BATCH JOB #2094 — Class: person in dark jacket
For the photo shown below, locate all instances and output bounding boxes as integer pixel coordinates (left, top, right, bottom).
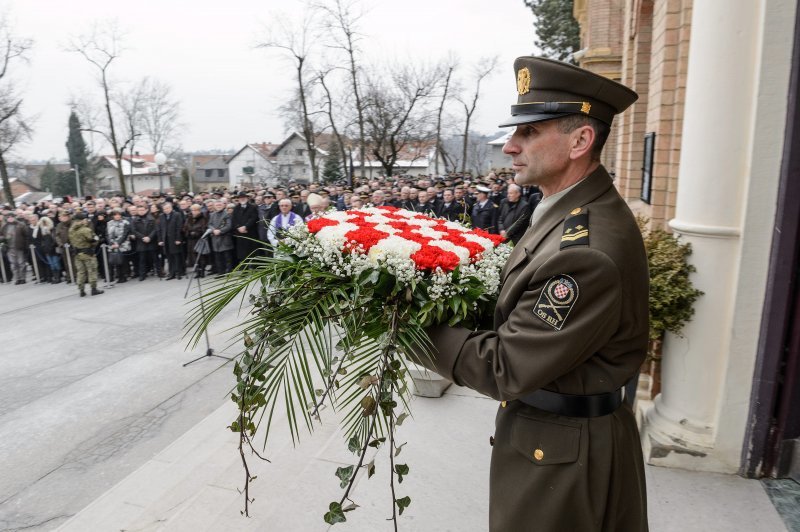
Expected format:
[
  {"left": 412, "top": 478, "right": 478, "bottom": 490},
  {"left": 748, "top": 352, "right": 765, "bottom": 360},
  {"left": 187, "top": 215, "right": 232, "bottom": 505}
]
[
  {"left": 31, "top": 214, "right": 59, "bottom": 283},
  {"left": 471, "top": 185, "right": 500, "bottom": 233},
  {"left": 231, "top": 192, "right": 259, "bottom": 267},
  {"left": 497, "top": 184, "right": 530, "bottom": 244},
  {"left": 183, "top": 204, "right": 210, "bottom": 277},
  {"left": 208, "top": 200, "right": 234, "bottom": 275},
  {"left": 436, "top": 189, "right": 463, "bottom": 221},
  {"left": 157, "top": 201, "right": 185, "bottom": 280},
  {"left": 131, "top": 205, "right": 159, "bottom": 281}
]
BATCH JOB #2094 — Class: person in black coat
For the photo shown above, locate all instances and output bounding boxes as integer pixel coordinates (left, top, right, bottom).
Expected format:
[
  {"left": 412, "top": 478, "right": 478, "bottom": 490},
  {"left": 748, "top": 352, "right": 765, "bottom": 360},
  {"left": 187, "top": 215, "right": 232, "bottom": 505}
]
[
  {"left": 157, "top": 201, "right": 185, "bottom": 279},
  {"left": 231, "top": 192, "right": 259, "bottom": 267},
  {"left": 498, "top": 184, "right": 530, "bottom": 244},
  {"left": 471, "top": 186, "right": 500, "bottom": 234},
  {"left": 436, "top": 189, "right": 463, "bottom": 221},
  {"left": 131, "top": 205, "right": 159, "bottom": 281}
]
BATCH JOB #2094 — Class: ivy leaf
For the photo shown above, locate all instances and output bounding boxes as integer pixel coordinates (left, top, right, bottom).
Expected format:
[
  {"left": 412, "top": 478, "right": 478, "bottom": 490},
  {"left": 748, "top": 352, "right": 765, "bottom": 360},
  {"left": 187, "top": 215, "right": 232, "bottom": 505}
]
[
  {"left": 229, "top": 421, "right": 240, "bottom": 433},
  {"left": 358, "top": 375, "right": 373, "bottom": 389},
  {"left": 395, "top": 442, "right": 407, "bottom": 456},
  {"left": 368, "top": 437, "right": 386, "bottom": 448},
  {"left": 324, "top": 501, "right": 347, "bottom": 524},
  {"left": 347, "top": 436, "right": 361, "bottom": 454},
  {"left": 394, "top": 463, "right": 409, "bottom": 483},
  {"left": 335, "top": 465, "right": 354, "bottom": 489},
  {"left": 395, "top": 496, "right": 412, "bottom": 515},
  {"left": 360, "top": 395, "right": 377, "bottom": 416},
  {"left": 367, "top": 459, "right": 376, "bottom": 478},
  {"left": 243, "top": 333, "right": 254, "bottom": 348},
  {"left": 396, "top": 412, "right": 409, "bottom": 426}
]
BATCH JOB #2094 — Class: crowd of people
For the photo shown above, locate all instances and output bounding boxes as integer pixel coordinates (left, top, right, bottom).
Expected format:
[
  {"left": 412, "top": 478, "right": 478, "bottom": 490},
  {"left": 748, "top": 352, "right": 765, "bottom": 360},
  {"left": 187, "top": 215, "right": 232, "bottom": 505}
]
[{"left": 0, "top": 171, "right": 541, "bottom": 297}]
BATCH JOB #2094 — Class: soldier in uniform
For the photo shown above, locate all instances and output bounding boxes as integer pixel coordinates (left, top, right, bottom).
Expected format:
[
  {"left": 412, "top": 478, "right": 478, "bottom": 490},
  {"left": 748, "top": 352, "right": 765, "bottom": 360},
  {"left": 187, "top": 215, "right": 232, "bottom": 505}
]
[
  {"left": 68, "top": 212, "right": 104, "bottom": 297},
  {"left": 415, "top": 57, "right": 648, "bottom": 531},
  {"left": 471, "top": 185, "right": 500, "bottom": 233}
]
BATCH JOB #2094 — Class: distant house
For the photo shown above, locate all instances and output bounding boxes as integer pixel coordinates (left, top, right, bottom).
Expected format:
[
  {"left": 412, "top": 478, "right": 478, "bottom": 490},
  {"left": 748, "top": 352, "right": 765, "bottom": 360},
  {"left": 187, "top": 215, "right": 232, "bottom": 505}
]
[
  {"left": 227, "top": 143, "right": 279, "bottom": 190},
  {"left": 95, "top": 153, "right": 169, "bottom": 195},
  {"left": 191, "top": 154, "right": 230, "bottom": 192},
  {"left": 487, "top": 132, "right": 513, "bottom": 172},
  {"left": 352, "top": 140, "right": 446, "bottom": 178},
  {"left": 1, "top": 178, "right": 50, "bottom": 206},
  {"left": 22, "top": 163, "right": 72, "bottom": 190},
  {"left": 269, "top": 132, "right": 329, "bottom": 184}
]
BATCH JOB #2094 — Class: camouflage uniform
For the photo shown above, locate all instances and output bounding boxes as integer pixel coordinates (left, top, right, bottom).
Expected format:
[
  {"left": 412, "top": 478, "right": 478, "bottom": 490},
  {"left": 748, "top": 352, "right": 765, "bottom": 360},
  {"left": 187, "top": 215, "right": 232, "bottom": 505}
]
[{"left": 68, "top": 220, "right": 100, "bottom": 295}]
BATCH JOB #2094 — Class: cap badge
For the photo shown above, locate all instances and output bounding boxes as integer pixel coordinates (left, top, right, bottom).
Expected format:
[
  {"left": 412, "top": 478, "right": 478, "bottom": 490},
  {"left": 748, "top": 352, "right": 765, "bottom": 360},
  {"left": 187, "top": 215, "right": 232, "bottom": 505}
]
[
  {"left": 517, "top": 67, "right": 531, "bottom": 95},
  {"left": 581, "top": 102, "right": 592, "bottom": 114}
]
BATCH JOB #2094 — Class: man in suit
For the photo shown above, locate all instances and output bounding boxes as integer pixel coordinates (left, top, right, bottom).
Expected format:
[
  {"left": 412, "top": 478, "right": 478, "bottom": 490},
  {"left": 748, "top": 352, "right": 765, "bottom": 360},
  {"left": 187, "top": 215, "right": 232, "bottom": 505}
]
[
  {"left": 497, "top": 184, "right": 530, "bottom": 244},
  {"left": 414, "top": 56, "right": 648, "bottom": 531},
  {"left": 231, "top": 191, "right": 259, "bottom": 267},
  {"left": 436, "top": 188, "right": 462, "bottom": 221},
  {"left": 157, "top": 201, "right": 185, "bottom": 280}
]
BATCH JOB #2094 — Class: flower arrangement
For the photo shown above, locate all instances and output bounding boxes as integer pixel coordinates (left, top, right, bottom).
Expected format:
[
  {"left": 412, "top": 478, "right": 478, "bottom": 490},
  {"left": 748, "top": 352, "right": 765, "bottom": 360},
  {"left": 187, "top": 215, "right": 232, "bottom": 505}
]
[{"left": 188, "top": 206, "right": 510, "bottom": 528}]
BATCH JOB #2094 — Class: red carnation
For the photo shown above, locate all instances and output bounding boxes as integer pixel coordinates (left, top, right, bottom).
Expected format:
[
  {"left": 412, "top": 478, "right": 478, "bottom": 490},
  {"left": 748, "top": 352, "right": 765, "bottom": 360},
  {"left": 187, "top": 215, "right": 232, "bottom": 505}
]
[
  {"left": 410, "top": 245, "right": 460, "bottom": 272},
  {"left": 344, "top": 226, "right": 390, "bottom": 252},
  {"left": 306, "top": 217, "right": 339, "bottom": 233}
]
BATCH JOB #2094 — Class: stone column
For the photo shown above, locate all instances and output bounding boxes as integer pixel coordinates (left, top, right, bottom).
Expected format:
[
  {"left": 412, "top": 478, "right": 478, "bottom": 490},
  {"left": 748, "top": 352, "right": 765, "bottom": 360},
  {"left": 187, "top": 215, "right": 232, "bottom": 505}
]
[{"left": 641, "top": 0, "right": 762, "bottom": 472}]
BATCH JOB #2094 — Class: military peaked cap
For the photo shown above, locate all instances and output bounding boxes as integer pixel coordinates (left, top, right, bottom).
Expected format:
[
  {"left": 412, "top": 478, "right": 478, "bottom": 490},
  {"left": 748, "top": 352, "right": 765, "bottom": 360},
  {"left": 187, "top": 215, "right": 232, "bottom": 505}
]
[{"left": 499, "top": 57, "right": 638, "bottom": 127}]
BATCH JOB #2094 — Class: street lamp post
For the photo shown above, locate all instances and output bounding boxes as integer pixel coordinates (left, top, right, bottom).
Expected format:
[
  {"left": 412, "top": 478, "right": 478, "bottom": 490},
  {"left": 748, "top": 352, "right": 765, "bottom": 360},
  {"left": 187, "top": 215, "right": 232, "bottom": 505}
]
[
  {"left": 154, "top": 152, "right": 167, "bottom": 194},
  {"left": 71, "top": 166, "right": 81, "bottom": 198}
]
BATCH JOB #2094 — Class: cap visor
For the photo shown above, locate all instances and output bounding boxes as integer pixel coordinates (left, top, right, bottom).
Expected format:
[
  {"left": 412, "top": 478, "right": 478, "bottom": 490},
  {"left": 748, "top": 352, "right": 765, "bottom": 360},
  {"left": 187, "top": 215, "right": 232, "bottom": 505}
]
[{"left": 498, "top": 112, "right": 572, "bottom": 128}]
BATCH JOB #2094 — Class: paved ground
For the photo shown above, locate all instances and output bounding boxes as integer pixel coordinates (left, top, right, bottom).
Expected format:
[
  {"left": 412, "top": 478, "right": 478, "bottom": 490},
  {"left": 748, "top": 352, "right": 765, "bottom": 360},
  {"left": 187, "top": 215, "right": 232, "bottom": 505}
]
[
  {"left": 0, "top": 275, "right": 239, "bottom": 532},
  {"left": 0, "top": 276, "right": 792, "bottom": 532}
]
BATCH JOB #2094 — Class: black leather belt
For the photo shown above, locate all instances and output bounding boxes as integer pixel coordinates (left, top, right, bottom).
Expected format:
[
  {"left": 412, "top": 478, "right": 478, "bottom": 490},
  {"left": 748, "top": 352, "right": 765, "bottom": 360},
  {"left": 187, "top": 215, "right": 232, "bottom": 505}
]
[{"left": 519, "top": 388, "right": 623, "bottom": 418}]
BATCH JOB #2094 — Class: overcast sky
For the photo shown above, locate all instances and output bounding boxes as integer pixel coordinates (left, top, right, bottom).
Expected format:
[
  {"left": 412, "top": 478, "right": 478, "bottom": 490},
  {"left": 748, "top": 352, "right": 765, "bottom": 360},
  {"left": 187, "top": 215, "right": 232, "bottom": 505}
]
[{"left": 4, "top": 0, "right": 537, "bottom": 162}]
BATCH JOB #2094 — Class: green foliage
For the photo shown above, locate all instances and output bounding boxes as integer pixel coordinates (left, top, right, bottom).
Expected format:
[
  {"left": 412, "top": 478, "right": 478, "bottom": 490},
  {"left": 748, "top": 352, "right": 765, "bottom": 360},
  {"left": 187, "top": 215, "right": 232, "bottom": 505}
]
[
  {"left": 321, "top": 142, "right": 344, "bottom": 184},
  {"left": 65, "top": 110, "right": 90, "bottom": 189},
  {"left": 524, "top": 0, "right": 581, "bottom": 64},
  {"left": 640, "top": 219, "right": 704, "bottom": 341},
  {"left": 40, "top": 162, "right": 77, "bottom": 196},
  {"left": 175, "top": 168, "right": 190, "bottom": 194}
]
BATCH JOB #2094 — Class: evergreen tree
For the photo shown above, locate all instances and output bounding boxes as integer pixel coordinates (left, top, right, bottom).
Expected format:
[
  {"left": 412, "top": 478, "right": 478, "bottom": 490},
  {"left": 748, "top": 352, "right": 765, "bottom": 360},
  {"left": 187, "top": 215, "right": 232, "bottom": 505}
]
[
  {"left": 40, "top": 162, "right": 78, "bottom": 197},
  {"left": 524, "top": 0, "right": 581, "bottom": 64},
  {"left": 65, "top": 110, "right": 90, "bottom": 192},
  {"left": 321, "top": 142, "right": 344, "bottom": 184}
]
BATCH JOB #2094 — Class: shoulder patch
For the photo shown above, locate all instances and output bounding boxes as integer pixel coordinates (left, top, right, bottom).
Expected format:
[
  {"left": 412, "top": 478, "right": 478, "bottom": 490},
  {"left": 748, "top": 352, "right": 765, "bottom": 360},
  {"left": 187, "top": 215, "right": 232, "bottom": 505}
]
[
  {"left": 533, "top": 275, "right": 579, "bottom": 330},
  {"left": 560, "top": 208, "right": 589, "bottom": 249}
]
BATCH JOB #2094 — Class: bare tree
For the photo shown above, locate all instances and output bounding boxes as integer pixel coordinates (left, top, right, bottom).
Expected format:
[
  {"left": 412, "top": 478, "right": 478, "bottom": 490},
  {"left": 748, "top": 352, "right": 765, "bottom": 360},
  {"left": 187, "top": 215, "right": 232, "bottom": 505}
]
[
  {"left": 139, "top": 77, "right": 182, "bottom": 155},
  {"left": 362, "top": 62, "right": 441, "bottom": 177},
  {"left": 315, "top": 0, "right": 368, "bottom": 178},
  {"left": 316, "top": 67, "right": 351, "bottom": 177},
  {"left": 458, "top": 56, "right": 498, "bottom": 173},
  {"left": 0, "top": 16, "right": 33, "bottom": 204},
  {"left": 257, "top": 11, "right": 321, "bottom": 182},
  {"left": 117, "top": 79, "right": 149, "bottom": 193},
  {"left": 434, "top": 53, "right": 459, "bottom": 175},
  {"left": 67, "top": 20, "right": 130, "bottom": 196}
]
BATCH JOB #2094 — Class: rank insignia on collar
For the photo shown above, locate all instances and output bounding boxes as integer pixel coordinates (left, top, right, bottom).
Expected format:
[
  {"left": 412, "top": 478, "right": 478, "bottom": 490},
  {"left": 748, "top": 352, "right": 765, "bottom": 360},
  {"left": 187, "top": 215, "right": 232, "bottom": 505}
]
[
  {"left": 534, "top": 275, "right": 579, "bottom": 330},
  {"left": 560, "top": 208, "right": 589, "bottom": 249}
]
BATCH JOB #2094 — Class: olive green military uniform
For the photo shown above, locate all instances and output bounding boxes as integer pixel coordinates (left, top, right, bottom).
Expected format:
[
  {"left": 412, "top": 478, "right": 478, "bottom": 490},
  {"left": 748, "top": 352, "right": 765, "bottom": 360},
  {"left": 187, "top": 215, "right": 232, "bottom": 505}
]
[
  {"left": 418, "top": 57, "right": 649, "bottom": 531},
  {"left": 68, "top": 221, "right": 99, "bottom": 293}
]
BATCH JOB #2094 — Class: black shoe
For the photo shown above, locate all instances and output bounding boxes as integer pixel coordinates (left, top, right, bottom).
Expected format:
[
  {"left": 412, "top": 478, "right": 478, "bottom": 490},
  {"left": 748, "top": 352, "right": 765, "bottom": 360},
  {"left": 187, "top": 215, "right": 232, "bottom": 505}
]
[
  {"left": 80, "top": 290, "right": 86, "bottom": 297},
  {"left": 139, "top": 277, "right": 146, "bottom": 282},
  {"left": 165, "top": 275, "right": 175, "bottom": 280},
  {"left": 117, "top": 278, "right": 127, "bottom": 284},
  {"left": 91, "top": 287, "right": 104, "bottom": 296}
]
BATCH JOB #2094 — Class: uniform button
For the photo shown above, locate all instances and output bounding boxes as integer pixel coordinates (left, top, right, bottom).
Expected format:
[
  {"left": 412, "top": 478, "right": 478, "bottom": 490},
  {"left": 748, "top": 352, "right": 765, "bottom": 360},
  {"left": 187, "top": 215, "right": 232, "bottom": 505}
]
[
  {"left": 534, "top": 449, "right": 544, "bottom": 461},
  {"left": 489, "top": 436, "right": 495, "bottom": 447},
  {"left": 501, "top": 401, "right": 507, "bottom": 408}
]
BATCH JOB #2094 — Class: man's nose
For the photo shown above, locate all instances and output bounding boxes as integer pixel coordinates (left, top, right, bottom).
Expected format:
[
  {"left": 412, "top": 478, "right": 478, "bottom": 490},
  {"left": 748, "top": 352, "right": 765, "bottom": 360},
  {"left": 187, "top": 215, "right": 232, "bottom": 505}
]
[{"left": 502, "top": 138, "right": 519, "bottom": 155}]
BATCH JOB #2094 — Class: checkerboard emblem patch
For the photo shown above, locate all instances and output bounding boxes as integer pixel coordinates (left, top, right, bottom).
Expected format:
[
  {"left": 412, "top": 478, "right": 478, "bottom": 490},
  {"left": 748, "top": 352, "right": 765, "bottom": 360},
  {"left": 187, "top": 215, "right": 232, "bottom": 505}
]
[{"left": 534, "top": 275, "right": 579, "bottom": 330}]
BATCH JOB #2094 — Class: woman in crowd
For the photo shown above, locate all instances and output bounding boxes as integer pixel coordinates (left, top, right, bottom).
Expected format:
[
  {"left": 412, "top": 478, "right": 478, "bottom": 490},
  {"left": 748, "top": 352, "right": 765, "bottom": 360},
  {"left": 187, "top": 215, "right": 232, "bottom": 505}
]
[
  {"left": 31, "top": 214, "right": 60, "bottom": 283},
  {"left": 54, "top": 210, "right": 73, "bottom": 283},
  {"left": 183, "top": 203, "right": 210, "bottom": 277},
  {"left": 106, "top": 208, "right": 132, "bottom": 283}
]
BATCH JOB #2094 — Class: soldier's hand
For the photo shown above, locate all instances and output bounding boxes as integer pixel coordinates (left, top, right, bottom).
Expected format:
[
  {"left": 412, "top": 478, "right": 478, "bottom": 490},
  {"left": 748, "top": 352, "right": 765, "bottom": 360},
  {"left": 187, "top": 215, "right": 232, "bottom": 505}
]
[{"left": 158, "top": 242, "right": 164, "bottom": 246}]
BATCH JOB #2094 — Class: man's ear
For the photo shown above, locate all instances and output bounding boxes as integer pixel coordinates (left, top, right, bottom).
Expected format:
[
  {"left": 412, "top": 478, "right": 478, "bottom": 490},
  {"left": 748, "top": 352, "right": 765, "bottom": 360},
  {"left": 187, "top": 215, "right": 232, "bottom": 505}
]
[{"left": 569, "top": 125, "right": 596, "bottom": 160}]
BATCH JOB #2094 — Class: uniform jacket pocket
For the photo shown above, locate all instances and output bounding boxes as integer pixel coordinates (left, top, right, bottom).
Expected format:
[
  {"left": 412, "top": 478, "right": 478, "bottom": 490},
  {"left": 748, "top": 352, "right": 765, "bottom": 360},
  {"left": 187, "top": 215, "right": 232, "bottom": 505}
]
[{"left": 511, "top": 412, "right": 582, "bottom": 465}]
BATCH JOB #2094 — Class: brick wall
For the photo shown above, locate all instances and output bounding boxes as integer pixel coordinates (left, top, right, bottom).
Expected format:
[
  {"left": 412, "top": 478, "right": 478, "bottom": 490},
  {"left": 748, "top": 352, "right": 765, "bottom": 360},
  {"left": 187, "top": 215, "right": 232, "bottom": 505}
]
[{"left": 580, "top": 0, "right": 693, "bottom": 231}]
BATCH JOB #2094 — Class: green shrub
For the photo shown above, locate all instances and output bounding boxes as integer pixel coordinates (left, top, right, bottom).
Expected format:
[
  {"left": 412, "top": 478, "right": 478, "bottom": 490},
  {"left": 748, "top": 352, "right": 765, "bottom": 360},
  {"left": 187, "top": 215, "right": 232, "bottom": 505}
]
[{"left": 639, "top": 218, "right": 704, "bottom": 342}]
